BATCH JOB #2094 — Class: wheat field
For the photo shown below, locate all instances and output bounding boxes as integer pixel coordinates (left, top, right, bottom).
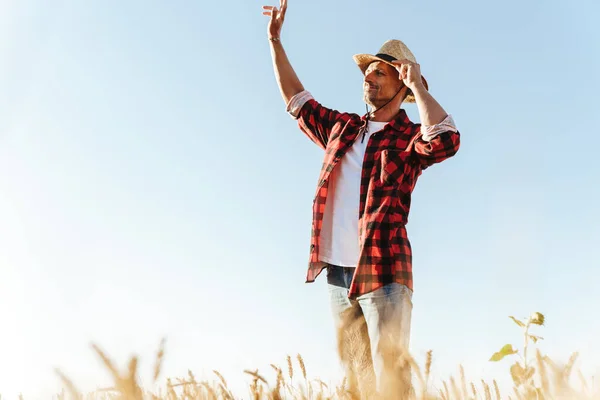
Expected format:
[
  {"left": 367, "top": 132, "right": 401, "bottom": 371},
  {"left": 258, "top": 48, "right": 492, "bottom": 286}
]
[{"left": 16, "top": 313, "right": 600, "bottom": 399}]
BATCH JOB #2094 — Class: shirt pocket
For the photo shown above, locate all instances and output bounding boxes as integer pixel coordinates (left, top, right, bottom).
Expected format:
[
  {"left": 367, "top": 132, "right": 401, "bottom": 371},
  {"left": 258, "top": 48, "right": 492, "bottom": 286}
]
[{"left": 380, "top": 149, "right": 411, "bottom": 186}]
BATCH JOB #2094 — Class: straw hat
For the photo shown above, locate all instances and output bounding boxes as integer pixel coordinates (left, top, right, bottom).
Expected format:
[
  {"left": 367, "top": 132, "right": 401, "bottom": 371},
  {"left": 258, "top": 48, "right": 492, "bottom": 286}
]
[{"left": 353, "top": 39, "right": 428, "bottom": 103}]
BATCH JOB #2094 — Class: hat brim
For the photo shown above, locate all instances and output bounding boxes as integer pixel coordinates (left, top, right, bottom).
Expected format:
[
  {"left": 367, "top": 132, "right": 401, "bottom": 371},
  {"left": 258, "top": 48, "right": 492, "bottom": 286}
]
[{"left": 352, "top": 54, "right": 428, "bottom": 103}]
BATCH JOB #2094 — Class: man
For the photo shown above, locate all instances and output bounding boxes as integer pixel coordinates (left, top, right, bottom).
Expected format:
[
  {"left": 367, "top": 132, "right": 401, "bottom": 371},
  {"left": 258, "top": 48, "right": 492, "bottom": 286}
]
[{"left": 263, "top": 1, "right": 460, "bottom": 397}]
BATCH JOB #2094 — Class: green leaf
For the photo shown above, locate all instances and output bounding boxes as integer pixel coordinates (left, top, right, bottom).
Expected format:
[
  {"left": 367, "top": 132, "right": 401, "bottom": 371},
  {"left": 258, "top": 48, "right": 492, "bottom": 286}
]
[
  {"left": 509, "top": 316, "right": 525, "bottom": 328},
  {"left": 489, "top": 344, "right": 518, "bottom": 362},
  {"left": 524, "top": 366, "right": 535, "bottom": 381},
  {"left": 529, "top": 312, "right": 545, "bottom": 326},
  {"left": 510, "top": 362, "right": 525, "bottom": 385},
  {"left": 510, "top": 363, "right": 535, "bottom": 386},
  {"left": 529, "top": 335, "right": 544, "bottom": 343}
]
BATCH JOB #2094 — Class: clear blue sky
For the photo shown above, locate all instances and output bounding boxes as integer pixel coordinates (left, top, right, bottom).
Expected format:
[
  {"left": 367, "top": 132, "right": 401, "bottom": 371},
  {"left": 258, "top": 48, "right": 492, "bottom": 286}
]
[{"left": 0, "top": 0, "right": 598, "bottom": 398}]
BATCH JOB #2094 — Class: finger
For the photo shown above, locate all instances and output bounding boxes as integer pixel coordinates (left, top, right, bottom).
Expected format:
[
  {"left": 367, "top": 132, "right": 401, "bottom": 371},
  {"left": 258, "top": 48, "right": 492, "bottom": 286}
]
[
  {"left": 262, "top": 5, "right": 275, "bottom": 10},
  {"left": 408, "top": 64, "right": 418, "bottom": 77},
  {"left": 279, "top": 1, "right": 287, "bottom": 22},
  {"left": 271, "top": 6, "right": 278, "bottom": 20},
  {"left": 392, "top": 61, "right": 407, "bottom": 77},
  {"left": 393, "top": 62, "right": 405, "bottom": 77},
  {"left": 262, "top": 11, "right": 272, "bottom": 16},
  {"left": 400, "top": 65, "right": 409, "bottom": 80},
  {"left": 392, "top": 59, "right": 413, "bottom": 69}
]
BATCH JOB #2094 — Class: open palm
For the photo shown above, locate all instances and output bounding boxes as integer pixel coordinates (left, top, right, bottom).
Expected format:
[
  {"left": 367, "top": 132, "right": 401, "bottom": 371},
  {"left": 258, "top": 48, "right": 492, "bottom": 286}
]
[{"left": 262, "top": 0, "right": 287, "bottom": 39}]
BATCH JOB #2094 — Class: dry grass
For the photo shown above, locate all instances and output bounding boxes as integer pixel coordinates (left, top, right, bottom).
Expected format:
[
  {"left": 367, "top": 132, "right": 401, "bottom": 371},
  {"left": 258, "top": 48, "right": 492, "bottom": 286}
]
[
  {"left": 36, "top": 337, "right": 599, "bottom": 400},
  {"left": 3, "top": 313, "right": 595, "bottom": 399}
]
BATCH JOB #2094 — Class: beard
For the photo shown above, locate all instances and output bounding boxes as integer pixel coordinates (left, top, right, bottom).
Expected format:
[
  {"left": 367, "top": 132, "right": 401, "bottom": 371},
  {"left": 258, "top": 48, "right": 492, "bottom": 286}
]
[
  {"left": 363, "top": 84, "right": 406, "bottom": 110},
  {"left": 364, "top": 86, "right": 387, "bottom": 109}
]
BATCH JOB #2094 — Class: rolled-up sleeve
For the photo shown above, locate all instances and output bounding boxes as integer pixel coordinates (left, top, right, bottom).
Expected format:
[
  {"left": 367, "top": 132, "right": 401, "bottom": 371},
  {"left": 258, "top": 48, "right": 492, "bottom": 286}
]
[
  {"left": 286, "top": 90, "right": 314, "bottom": 119},
  {"left": 412, "top": 114, "right": 461, "bottom": 168},
  {"left": 286, "top": 90, "right": 351, "bottom": 150}
]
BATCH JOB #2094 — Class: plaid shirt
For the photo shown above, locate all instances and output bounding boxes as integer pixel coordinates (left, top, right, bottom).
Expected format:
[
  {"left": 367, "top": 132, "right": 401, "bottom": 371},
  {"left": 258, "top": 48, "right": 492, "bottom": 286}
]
[{"left": 288, "top": 92, "right": 460, "bottom": 299}]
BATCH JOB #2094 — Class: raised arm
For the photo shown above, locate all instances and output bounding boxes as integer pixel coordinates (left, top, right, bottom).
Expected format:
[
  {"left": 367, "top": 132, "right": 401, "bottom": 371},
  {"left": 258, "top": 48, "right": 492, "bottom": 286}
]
[
  {"left": 262, "top": 0, "right": 352, "bottom": 150},
  {"left": 262, "top": 0, "right": 304, "bottom": 105},
  {"left": 392, "top": 59, "right": 461, "bottom": 168}
]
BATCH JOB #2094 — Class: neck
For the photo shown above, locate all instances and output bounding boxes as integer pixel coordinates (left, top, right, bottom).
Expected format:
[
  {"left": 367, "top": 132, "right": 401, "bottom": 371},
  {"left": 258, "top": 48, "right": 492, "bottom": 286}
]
[
  {"left": 369, "top": 106, "right": 403, "bottom": 122},
  {"left": 366, "top": 86, "right": 407, "bottom": 122}
]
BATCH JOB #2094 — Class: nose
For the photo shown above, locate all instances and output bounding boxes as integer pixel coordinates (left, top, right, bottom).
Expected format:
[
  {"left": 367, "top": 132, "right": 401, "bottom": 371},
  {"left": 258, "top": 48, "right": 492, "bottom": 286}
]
[
  {"left": 364, "top": 70, "right": 380, "bottom": 88},
  {"left": 364, "top": 78, "right": 377, "bottom": 90}
]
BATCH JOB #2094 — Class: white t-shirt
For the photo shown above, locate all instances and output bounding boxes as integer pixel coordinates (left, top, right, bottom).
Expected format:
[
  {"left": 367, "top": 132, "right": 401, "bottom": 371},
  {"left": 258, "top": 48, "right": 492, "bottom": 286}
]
[{"left": 318, "top": 121, "right": 388, "bottom": 267}]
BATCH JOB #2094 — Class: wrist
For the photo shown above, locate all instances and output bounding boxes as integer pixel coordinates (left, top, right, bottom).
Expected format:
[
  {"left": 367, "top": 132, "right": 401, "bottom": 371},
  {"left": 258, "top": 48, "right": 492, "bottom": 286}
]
[
  {"left": 410, "top": 81, "right": 427, "bottom": 96},
  {"left": 269, "top": 36, "right": 281, "bottom": 42}
]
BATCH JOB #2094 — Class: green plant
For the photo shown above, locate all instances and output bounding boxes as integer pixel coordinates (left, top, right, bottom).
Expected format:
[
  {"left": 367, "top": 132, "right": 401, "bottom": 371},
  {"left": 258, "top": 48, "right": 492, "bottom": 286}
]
[{"left": 489, "top": 312, "right": 545, "bottom": 389}]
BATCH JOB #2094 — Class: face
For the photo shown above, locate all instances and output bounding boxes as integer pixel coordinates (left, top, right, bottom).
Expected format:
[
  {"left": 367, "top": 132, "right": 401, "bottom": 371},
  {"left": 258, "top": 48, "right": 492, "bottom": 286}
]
[{"left": 363, "top": 61, "right": 403, "bottom": 108}]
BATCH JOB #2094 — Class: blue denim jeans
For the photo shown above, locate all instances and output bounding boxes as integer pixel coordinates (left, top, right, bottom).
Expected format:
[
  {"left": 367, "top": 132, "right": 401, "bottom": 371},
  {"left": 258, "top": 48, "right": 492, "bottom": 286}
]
[{"left": 326, "top": 264, "right": 413, "bottom": 398}]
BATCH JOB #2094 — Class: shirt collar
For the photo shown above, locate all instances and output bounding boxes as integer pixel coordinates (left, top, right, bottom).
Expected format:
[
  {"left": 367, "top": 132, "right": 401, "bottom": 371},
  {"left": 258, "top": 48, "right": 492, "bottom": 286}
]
[{"left": 360, "top": 109, "right": 412, "bottom": 133}]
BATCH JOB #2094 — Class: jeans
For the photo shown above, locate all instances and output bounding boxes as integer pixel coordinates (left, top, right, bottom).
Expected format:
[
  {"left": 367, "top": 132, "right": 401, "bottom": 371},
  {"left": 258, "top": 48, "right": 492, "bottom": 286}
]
[{"left": 327, "top": 265, "right": 413, "bottom": 399}]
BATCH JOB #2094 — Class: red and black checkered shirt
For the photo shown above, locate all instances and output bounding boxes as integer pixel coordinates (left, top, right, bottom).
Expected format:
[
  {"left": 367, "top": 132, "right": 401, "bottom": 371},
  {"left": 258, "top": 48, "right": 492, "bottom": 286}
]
[{"left": 292, "top": 98, "right": 461, "bottom": 299}]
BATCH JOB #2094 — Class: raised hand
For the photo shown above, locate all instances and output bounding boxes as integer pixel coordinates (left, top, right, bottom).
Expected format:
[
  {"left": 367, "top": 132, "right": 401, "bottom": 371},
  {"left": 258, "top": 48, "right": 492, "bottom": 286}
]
[
  {"left": 262, "top": 0, "right": 287, "bottom": 39},
  {"left": 391, "top": 59, "right": 424, "bottom": 91}
]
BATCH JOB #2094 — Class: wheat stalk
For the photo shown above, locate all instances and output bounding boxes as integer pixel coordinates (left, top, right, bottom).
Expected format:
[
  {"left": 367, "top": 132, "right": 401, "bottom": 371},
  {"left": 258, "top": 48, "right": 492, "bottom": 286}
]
[
  {"left": 536, "top": 349, "right": 550, "bottom": 395},
  {"left": 460, "top": 365, "right": 468, "bottom": 399},
  {"left": 287, "top": 355, "right": 294, "bottom": 381},
  {"left": 297, "top": 354, "right": 307, "bottom": 380},
  {"left": 563, "top": 351, "right": 579, "bottom": 382},
  {"left": 54, "top": 368, "right": 82, "bottom": 400},
  {"left": 200, "top": 381, "right": 218, "bottom": 400},
  {"left": 482, "top": 380, "right": 491, "bottom": 400},
  {"left": 449, "top": 376, "right": 461, "bottom": 400},
  {"left": 153, "top": 337, "right": 166, "bottom": 384},
  {"left": 443, "top": 381, "right": 450, "bottom": 400},
  {"left": 471, "top": 382, "right": 478, "bottom": 399},
  {"left": 492, "top": 379, "right": 501, "bottom": 400},
  {"left": 91, "top": 343, "right": 121, "bottom": 384}
]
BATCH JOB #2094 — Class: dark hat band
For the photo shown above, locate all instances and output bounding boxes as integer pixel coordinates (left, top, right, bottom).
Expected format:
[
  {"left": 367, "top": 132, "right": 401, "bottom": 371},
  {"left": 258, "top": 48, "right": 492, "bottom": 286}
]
[{"left": 375, "top": 53, "right": 397, "bottom": 63}]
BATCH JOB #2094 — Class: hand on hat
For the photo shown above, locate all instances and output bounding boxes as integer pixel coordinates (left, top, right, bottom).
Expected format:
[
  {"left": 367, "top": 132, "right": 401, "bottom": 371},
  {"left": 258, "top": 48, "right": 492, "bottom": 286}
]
[
  {"left": 262, "top": 0, "right": 287, "bottom": 40},
  {"left": 392, "top": 59, "right": 424, "bottom": 91}
]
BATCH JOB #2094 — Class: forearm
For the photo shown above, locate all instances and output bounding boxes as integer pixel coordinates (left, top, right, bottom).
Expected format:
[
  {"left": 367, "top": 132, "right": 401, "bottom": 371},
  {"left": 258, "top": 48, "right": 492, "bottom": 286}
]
[
  {"left": 410, "top": 83, "right": 460, "bottom": 167},
  {"left": 269, "top": 39, "right": 305, "bottom": 105},
  {"left": 412, "top": 83, "right": 448, "bottom": 126}
]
